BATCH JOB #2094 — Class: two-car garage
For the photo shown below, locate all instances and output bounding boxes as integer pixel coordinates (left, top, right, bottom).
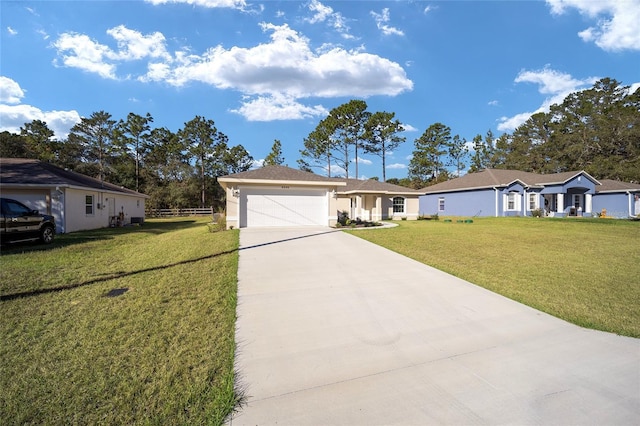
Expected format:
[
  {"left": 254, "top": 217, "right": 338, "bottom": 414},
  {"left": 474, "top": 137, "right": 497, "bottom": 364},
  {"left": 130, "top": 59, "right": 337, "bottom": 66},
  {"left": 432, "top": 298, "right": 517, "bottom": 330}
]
[
  {"left": 218, "top": 165, "right": 345, "bottom": 229},
  {"left": 239, "top": 187, "right": 328, "bottom": 227}
]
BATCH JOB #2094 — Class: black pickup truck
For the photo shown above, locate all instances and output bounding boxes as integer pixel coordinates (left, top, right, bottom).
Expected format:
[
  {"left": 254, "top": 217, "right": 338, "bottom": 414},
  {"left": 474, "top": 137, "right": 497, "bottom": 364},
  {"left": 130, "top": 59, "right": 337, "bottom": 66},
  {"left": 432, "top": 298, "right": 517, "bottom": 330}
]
[{"left": 0, "top": 198, "right": 56, "bottom": 245}]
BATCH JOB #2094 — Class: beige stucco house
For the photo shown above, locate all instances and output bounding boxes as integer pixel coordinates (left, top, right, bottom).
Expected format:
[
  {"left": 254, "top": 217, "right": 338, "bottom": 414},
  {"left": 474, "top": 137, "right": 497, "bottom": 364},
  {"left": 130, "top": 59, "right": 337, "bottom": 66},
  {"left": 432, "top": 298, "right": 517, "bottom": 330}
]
[
  {"left": 0, "top": 158, "right": 148, "bottom": 233},
  {"left": 218, "top": 165, "right": 421, "bottom": 228}
]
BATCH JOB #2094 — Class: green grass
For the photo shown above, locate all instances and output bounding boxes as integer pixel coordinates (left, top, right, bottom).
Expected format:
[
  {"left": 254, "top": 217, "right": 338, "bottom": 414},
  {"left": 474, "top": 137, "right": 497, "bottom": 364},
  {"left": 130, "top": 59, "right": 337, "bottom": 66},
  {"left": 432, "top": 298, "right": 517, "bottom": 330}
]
[
  {"left": 0, "top": 218, "right": 242, "bottom": 425},
  {"left": 348, "top": 217, "right": 640, "bottom": 338}
]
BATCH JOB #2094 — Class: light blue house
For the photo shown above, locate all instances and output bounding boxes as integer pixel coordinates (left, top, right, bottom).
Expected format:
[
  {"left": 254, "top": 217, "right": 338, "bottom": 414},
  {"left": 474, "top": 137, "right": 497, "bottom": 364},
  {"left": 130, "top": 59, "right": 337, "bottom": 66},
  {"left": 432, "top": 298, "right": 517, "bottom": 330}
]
[{"left": 420, "top": 169, "right": 640, "bottom": 218}]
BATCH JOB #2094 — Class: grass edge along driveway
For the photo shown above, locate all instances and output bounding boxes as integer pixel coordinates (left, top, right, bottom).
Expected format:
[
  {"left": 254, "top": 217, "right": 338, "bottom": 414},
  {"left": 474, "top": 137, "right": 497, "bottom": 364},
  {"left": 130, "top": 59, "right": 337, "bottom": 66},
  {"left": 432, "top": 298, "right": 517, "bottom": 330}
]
[
  {"left": 0, "top": 218, "right": 243, "bottom": 425},
  {"left": 348, "top": 217, "right": 640, "bottom": 339}
]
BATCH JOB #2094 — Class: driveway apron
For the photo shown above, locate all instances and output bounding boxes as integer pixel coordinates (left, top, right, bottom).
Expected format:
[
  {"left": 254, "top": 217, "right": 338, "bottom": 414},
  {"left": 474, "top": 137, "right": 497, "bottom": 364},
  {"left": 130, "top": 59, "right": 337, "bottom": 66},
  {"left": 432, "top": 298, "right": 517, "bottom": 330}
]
[{"left": 230, "top": 227, "right": 639, "bottom": 425}]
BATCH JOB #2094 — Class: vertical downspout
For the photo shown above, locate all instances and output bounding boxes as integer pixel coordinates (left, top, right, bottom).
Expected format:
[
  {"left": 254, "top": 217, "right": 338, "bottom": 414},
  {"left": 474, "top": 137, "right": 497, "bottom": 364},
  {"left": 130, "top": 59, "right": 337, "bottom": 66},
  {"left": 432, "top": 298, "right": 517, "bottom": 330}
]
[{"left": 493, "top": 187, "right": 499, "bottom": 217}]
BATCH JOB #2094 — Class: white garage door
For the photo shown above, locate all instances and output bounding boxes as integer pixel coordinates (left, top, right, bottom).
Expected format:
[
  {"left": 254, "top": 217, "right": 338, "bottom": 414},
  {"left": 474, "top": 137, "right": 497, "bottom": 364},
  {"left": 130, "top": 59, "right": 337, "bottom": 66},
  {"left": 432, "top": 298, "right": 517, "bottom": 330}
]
[{"left": 240, "top": 187, "right": 328, "bottom": 227}]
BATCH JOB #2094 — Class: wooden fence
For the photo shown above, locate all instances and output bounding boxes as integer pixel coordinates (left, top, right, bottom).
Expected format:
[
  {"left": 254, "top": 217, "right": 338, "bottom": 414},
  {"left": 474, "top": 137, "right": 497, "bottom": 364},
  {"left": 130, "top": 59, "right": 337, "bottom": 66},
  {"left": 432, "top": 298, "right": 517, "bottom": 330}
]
[{"left": 146, "top": 207, "right": 216, "bottom": 217}]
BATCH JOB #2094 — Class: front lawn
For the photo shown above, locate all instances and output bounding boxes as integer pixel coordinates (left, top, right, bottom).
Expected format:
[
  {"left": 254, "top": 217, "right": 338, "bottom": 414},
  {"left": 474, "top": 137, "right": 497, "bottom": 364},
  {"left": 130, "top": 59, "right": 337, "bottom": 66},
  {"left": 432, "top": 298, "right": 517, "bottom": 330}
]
[
  {"left": 0, "top": 218, "right": 241, "bottom": 425},
  {"left": 349, "top": 217, "right": 640, "bottom": 338}
]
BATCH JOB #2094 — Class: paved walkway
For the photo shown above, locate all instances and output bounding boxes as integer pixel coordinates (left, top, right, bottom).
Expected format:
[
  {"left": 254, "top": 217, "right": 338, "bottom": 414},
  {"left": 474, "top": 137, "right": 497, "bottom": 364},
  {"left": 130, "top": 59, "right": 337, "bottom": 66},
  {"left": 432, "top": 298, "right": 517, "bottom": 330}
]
[{"left": 230, "top": 227, "right": 639, "bottom": 425}]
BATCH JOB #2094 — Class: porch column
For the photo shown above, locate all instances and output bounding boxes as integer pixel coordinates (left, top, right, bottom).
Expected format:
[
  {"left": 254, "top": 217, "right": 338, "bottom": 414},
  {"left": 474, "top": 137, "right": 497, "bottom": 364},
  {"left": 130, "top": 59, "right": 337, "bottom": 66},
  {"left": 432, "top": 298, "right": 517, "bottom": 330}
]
[
  {"left": 556, "top": 193, "right": 564, "bottom": 214},
  {"left": 585, "top": 193, "right": 592, "bottom": 214},
  {"left": 374, "top": 196, "right": 382, "bottom": 221}
]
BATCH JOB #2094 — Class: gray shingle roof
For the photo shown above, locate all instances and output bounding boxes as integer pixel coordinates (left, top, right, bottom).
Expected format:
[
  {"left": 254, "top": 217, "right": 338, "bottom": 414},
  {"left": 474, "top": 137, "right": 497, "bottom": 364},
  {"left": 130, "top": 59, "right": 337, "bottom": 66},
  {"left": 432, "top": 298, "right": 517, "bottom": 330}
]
[
  {"left": 341, "top": 178, "right": 421, "bottom": 194},
  {"left": 0, "top": 158, "right": 146, "bottom": 197},
  {"left": 220, "top": 165, "right": 419, "bottom": 195},
  {"left": 220, "top": 165, "right": 341, "bottom": 183},
  {"left": 422, "top": 169, "right": 601, "bottom": 193},
  {"left": 596, "top": 179, "right": 640, "bottom": 193}
]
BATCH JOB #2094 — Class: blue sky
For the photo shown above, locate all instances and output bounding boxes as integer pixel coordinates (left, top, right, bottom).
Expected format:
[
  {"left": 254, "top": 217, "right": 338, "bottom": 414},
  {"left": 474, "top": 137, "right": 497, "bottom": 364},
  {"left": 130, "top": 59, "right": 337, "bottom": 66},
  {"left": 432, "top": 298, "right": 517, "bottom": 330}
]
[{"left": 1, "top": 0, "right": 639, "bottom": 180}]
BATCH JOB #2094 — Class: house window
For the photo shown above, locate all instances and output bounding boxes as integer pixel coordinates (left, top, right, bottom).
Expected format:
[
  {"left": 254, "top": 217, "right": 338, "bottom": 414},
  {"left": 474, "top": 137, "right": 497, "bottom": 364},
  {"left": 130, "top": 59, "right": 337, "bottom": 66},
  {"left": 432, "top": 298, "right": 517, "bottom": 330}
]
[
  {"left": 393, "top": 197, "right": 405, "bottom": 213},
  {"left": 85, "top": 195, "right": 94, "bottom": 215},
  {"left": 528, "top": 193, "right": 538, "bottom": 211},
  {"left": 506, "top": 192, "right": 520, "bottom": 211},
  {"left": 438, "top": 197, "right": 445, "bottom": 212}
]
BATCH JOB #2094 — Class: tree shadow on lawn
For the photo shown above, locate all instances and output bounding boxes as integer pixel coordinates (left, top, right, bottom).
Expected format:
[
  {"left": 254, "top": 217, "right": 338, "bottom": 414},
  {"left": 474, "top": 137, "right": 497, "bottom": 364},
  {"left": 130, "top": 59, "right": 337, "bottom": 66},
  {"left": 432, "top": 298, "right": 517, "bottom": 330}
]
[
  {"left": 0, "top": 220, "right": 200, "bottom": 256},
  {"left": 0, "top": 228, "right": 339, "bottom": 301}
]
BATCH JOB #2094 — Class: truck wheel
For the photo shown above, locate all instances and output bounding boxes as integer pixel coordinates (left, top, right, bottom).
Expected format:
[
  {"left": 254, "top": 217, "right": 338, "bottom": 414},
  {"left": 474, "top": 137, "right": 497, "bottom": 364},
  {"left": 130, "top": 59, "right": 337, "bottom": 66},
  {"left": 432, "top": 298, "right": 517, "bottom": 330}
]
[{"left": 40, "top": 225, "right": 55, "bottom": 244}]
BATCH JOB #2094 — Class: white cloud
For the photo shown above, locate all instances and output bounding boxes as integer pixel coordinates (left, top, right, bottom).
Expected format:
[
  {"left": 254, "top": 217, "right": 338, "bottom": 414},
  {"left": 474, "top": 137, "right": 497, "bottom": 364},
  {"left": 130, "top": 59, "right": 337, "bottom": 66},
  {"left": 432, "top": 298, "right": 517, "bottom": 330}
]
[
  {"left": 0, "top": 104, "right": 80, "bottom": 139},
  {"left": 0, "top": 76, "right": 25, "bottom": 104},
  {"left": 386, "top": 163, "right": 406, "bottom": 169},
  {"left": 353, "top": 157, "right": 373, "bottom": 165},
  {"left": 7, "top": 27, "right": 17, "bottom": 36},
  {"left": 305, "top": 0, "right": 352, "bottom": 39},
  {"left": 144, "top": 23, "right": 412, "bottom": 119},
  {"left": 371, "top": 8, "right": 404, "bottom": 36},
  {"left": 52, "top": 32, "right": 118, "bottom": 79},
  {"left": 0, "top": 77, "right": 81, "bottom": 138},
  {"left": 106, "top": 25, "right": 171, "bottom": 61},
  {"left": 488, "top": 100, "right": 499, "bottom": 106},
  {"left": 51, "top": 23, "right": 412, "bottom": 122},
  {"left": 229, "top": 94, "right": 328, "bottom": 121},
  {"left": 401, "top": 123, "right": 418, "bottom": 132},
  {"left": 630, "top": 82, "right": 640, "bottom": 94},
  {"left": 145, "top": 0, "right": 247, "bottom": 9},
  {"left": 497, "top": 66, "right": 596, "bottom": 131},
  {"left": 306, "top": 0, "right": 333, "bottom": 24},
  {"left": 546, "top": 0, "right": 640, "bottom": 51},
  {"left": 329, "top": 164, "right": 345, "bottom": 177},
  {"left": 52, "top": 26, "right": 172, "bottom": 79}
]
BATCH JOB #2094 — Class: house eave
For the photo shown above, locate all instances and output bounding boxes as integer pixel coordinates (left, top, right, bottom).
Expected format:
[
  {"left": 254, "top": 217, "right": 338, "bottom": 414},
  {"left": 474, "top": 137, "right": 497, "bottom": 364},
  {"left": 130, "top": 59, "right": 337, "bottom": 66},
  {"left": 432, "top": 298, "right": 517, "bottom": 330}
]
[
  {"left": 339, "top": 190, "right": 419, "bottom": 196},
  {"left": 218, "top": 177, "right": 346, "bottom": 187},
  {"left": 0, "top": 182, "right": 150, "bottom": 198},
  {"left": 424, "top": 184, "right": 502, "bottom": 194}
]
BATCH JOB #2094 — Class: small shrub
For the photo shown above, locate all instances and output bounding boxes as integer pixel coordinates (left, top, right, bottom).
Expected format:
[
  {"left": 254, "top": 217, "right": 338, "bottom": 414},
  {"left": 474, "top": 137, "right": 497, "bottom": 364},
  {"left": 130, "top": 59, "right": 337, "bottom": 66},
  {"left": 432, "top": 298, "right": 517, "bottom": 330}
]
[
  {"left": 208, "top": 213, "right": 227, "bottom": 232},
  {"left": 531, "top": 208, "right": 543, "bottom": 218},
  {"left": 338, "top": 210, "right": 350, "bottom": 226},
  {"left": 431, "top": 213, "right": 439, "bottom": 220}
]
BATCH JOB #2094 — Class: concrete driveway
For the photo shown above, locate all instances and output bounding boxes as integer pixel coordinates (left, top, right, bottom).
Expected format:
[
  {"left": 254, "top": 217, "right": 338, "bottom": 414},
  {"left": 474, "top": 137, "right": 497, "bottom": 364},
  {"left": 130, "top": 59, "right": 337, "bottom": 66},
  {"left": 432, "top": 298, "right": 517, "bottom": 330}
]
[{"left": 230, "top": 227, "right": 639, "bottom": 425}]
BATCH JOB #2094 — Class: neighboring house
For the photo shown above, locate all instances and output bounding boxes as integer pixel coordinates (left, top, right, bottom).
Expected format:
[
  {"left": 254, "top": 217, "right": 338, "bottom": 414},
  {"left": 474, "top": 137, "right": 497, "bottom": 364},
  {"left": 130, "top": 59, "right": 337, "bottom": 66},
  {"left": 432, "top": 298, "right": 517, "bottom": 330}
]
[
  {"left": 0, "top": 158, "right": 149, "bottom": 233},
  {"left": 592, "top": 179, "right": 640, "bottom": 218},
  {"left": 420, "top": 169, "right": 640, "bottom": 218},
  {"left": 218, "top": 165, "right": 421, "bottom": 228}
]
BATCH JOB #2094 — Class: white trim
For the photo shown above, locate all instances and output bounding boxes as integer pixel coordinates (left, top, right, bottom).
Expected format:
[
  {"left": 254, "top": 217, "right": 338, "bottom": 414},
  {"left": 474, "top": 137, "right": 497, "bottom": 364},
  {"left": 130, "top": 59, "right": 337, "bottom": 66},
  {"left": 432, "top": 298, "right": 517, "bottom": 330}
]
[{"left": 527, "top": 192, "right": 539, "bottom": 211}]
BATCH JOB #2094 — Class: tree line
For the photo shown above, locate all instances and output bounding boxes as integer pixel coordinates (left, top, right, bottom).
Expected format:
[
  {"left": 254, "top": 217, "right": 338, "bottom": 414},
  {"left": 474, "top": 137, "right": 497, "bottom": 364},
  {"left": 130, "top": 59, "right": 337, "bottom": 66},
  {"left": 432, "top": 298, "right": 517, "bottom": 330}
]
[
  {"left": 1, "top": 113, "right": 255, "bottom": 209},
  {"left": 403, "top": 77, "right": 640, "bottom": 187},
  {"left": 1, "top": 77, "right": 638, "bottom": 208}
]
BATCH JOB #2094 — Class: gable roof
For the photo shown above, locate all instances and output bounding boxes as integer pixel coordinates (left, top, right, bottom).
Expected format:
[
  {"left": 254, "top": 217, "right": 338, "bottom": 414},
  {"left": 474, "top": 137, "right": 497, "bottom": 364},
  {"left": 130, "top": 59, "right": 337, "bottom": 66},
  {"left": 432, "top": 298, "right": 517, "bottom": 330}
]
[
  {"left": 219, "top": 165, "right": 346, "bottom": 186},
  {"left": 422, "top": 169, "right": 600, "bottom": 194},
  {"left": 0, "top": 158, "right": 148, "bottom": 197},
  {"left": 219, "top": 165, "right": 420, "bottom": 195},
  {"left": 340, "top": 178, "right": 421, "bottom": 195},
  {"left": 596, "top": 179, "right": 640, "bottom": 193}
]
